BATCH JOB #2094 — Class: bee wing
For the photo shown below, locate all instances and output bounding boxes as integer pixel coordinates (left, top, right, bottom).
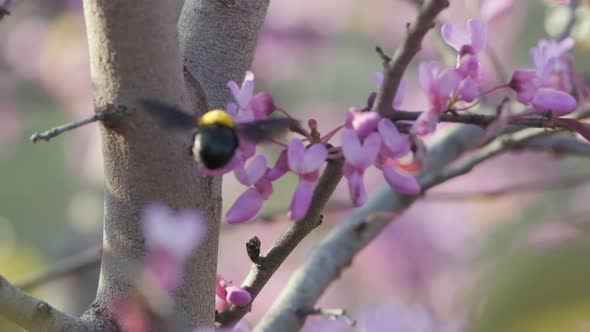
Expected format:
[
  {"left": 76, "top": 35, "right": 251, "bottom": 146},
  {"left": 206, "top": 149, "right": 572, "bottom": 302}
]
[
  {"left": 235, "top": 117, "right": 299, "bottom": 143},
  {"left": 140, "top": 99, "right": 196, "bottom": 131}
]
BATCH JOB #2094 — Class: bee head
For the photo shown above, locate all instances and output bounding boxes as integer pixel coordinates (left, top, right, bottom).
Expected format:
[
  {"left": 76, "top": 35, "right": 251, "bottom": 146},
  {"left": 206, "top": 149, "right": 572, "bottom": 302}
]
[{"left": 199, "top": 109, "right": 235, "bottom": 128}]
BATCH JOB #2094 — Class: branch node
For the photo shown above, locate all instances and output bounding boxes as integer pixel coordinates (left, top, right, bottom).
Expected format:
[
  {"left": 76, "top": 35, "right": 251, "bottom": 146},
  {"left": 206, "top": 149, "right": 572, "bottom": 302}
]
[
  {"left": 375, "top": 46, "right": 391, "bottom": 64},
  {"left": 246, "top": 236, "right": 262, "bottom": 263},
  {"left": 33, "top": 301, "right": 52, "bottom": 320}
]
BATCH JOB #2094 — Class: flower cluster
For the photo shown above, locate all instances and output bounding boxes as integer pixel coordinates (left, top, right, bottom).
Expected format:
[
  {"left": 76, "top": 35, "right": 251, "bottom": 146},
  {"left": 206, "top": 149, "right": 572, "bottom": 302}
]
[{"left": 199, "top": 19, "right": 581, "bottom": 224}]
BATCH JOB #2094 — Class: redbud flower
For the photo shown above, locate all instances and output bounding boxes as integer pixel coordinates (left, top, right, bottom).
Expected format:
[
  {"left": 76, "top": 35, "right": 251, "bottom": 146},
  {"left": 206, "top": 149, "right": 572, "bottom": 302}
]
[
  {"left": 227, "top": 71, "right": 255, "bottom": 110},
  {"left": 341, "top": 129, "right": 381, "bottom": 206},
  {"left": 287, "top": 139, "right": 328, "bottom": 220},
  {"left": 345, "top": 107, "right": 381, "bottom": 138},
  {"left": 226, "top": 155, "right": 273, "bottom": 224},
  {"left": 142, "top": 203, "right": 204, "bottom": 262},
  {"left": 377, "top": 119, "right": 420, "bottom": 195},
  {"left": 250, "top": 91, "right": 276, "bottom": 119},
  {"left": 141, "top": 203, "right": 205, "bottom": 290},
  {"left": 510, "top": 38, "right": 577, "bottom": 115},
  {"left": 215, "top": 274, "right": 251, "bottom": 313},
  {"left": 441, "top": 19, "right": 487, "bottom": 56},
  {"left": 419, "top": 61, "right": 461, "bottom": 112}
]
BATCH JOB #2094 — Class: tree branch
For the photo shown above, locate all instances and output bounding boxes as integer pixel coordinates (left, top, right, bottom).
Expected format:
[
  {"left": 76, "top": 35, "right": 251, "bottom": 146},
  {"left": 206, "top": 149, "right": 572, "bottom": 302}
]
[
  {"left": 389, "top": 110, "right": 574, "bottom": 129},
  {"left": 372, "top": 0, "right": 450, "bottom": 116},
  {"left": 176, "top": 0, "right": 271, "bottom": 327},
  {"left": 217, "top": 157, "right": 344, "bottom": 327},
  {"left": 30, "top": 105, "right": 128, "bottom": 143},
  {"left": 16, "top": 246, "right": 101, "bottom": 291},
  {"left": 0, "top": 275, "right": 94, "bottom": 332},
  {"left": 254, "top": 124, "right": 571, "bottom": 331},
  {"left": 81, "top": 0, "right": 214, "bottom": 328}
]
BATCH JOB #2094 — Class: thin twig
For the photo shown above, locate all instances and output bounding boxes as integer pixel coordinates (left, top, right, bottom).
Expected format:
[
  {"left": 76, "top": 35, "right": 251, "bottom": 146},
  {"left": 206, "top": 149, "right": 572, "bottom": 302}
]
[
  {"left": 389, "top": 109, "right": 573, "bottom": 129},
  {"left": 372, "top": 0, "right": 450, "bottom": 117},
  {"left": 30, "top": 105, "right": 128, "bottom": 143},
  {"left": 16, "top": 246, "right": 102, "bottom": 291},
  {"left": 216, "top": 157, "right": 344, "bottom": 327}
]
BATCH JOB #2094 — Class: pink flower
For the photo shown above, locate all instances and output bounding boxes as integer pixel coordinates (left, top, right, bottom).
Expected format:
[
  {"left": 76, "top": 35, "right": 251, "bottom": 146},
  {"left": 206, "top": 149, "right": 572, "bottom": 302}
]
[
  {"left": 227, "top": 71, "right": 255, "bottom": 110},
  {"left": 142, "top": 203, "right": 204, "bottom": 262},
  {"left": 418, "top": 61, "right": 461, "bottom": 113},
  {"left": 141, "top": 203, "right": 205, "bottom": 290},
  {"left": 226, "top": 155, "right": 274, "bottom": 224},
  {"left": 215, "top": 274, "right": 251, "bottom": 313},
  {"left": 509, "top": 38, "right": 577, "bottom": 115},
  {"left": 441, "top": 19, "right": 487, "bottom": 56},
  {"left": 287, "top": 139, "right": 328, "bottom": 220},
  {"left": 531, "top": 88, "right": 577, "bottom": 116},
  {"left": 341, "top": 129, "right": 381, "bottom": 206},
  {"left": 345, "top": 107, "right": 381, "bottom": 138},
  {"left": 377, "top": 119, "right": 420, "bottom": 195}
]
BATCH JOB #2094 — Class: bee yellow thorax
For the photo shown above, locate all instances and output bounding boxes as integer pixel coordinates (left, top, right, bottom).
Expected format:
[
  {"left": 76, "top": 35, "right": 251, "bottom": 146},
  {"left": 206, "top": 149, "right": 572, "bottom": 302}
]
[{"left": 199, "top": 109, "right": 235, "bottom": 128}]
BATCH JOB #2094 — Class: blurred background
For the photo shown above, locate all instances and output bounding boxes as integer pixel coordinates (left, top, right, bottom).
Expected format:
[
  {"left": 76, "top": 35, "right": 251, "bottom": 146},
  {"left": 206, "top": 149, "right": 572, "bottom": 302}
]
[{"left": 1, "top": 0, "right": 590, "bottom": 331}]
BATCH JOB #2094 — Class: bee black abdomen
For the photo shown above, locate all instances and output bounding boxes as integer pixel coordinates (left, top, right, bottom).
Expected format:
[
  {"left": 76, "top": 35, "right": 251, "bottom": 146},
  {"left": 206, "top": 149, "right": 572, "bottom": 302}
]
[{"left": 198, "top": 126, "right": 239, "bottom": 170}]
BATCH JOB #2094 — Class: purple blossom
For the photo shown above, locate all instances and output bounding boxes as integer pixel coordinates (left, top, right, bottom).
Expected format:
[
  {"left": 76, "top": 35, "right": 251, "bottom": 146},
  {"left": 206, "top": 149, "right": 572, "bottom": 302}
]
[
  {"left": 142, "top": 203, "right": 204, "bottom": 262},
  {"left": 377, "top": 119, "right": 420, "bottom": 195},
  {"left": 341, "top": 129, "right": 381, "bottom": 206},
  {"left": 215, "top": 274, "right": 251, "bottom": 313},
  {"left": 287, "top": 139, "right": 328, "bottom": 220},
  {"left": 227, "top": 71, "right": 255, "bottom": 110},
  {"left": 141, "top": 203, "right": 205, "bottom": 290},
  {"left": 226, "top": 155, "right": 273, "bottom": 224},
  {"left": 345, "top": 107, "right": 382, "bottom": 138},
  {"left": 509, "top": 38, "right": 577, "bottom": 115},
  {"left": 441, "top": 19, "right": 487, "bottom": 56}
]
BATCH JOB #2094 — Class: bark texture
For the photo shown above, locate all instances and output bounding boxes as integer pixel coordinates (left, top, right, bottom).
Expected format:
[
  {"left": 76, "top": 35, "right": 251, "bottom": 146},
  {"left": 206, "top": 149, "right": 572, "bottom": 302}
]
[{"left": 82, "top": 0, "right": 217, "bottom": 328}]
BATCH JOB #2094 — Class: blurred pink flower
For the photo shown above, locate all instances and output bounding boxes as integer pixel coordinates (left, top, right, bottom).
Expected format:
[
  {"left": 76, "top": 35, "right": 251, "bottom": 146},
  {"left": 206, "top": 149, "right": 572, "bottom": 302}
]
[
  {"left": 287, "top": 139, "right": 328, "bottom": 220},
  {"left": 362, "top": 302, "right": 437, "bottom": 332},
  {"left": 509, "top": 38, "right": 577, "bottom": 115},
  {"left": 441, "top": 19, "right": 487, "bottom": 56},
  {"left": 141, "top": 203, "right": 205, "bottom": 290}
]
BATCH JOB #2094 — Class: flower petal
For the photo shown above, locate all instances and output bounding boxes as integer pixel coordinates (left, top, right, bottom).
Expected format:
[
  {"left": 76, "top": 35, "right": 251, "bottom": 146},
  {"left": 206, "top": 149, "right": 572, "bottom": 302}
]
[
  {"left": 378, "top": 119, "right": 410, "bottom": 157},
  {"left": 341, "top": 128, "right": 363, "bottom": 167},
  {"left": 531, "top": 88, "right": 577, "bottom": 116},
  {"left": 345, "top": 170, "right": 367, "bottom": 207},
  {"left": 287, "top": 138, "right": 305, "bottom": 174},
  {"left": 467, "top": 19, "right": 487, "bottom": 54},
  {"left": 226, "top": 188, "right": 264, "bottom": 224},
  {"left": 457, "top": 77, "right": 479, "bottom": 102},
  {"left": 441, "top": 23, "right": 468, "bottom": 52},
  {"left": 393, "top": 78, "right": 408, "bottom": 109},
  {"left": 288, "top": 180, "right": 315, "bottom": 220},
  {"left": 226, "top": 286, "right": 252, "bottom": 307},
  {"left": 267, "top": 149, "right": 289, "bottom": 181},
  {"left": 142, "top": 203, "right": 205, "bottom": 261},
  {"left": 302, "top": 143, "right": 328, "bottom": 174},
  {"left": 382, "top": 167, "right": 421, "bottom": 195}
]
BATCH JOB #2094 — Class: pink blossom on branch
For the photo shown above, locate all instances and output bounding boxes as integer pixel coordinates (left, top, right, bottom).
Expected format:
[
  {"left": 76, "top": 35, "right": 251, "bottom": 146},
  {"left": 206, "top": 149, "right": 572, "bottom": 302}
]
[
  {"left": 441, "top": 19, "right": 487, "bottom": 56},
  {"left": 341, "top": 129, "right": 381, "bottom": 207},
  {"left": 287, "top": 139, "right": 328, "bottom": 220},
  {"left": 215, "top": 274, "right": 252, "bottom": 313}
]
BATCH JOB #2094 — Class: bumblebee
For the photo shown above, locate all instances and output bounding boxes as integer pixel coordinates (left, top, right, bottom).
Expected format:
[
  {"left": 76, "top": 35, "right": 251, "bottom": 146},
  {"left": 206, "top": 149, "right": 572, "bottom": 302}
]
[{"left": 141, "top": 100, "right": 297, "bottom": 169}]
